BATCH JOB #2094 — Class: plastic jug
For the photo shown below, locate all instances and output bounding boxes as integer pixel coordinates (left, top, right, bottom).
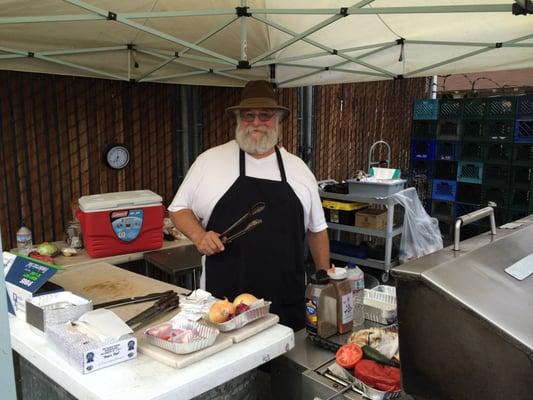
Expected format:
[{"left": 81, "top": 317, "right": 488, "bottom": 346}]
[
  {"left": 16, "top": 222, "right": 33, "bottom": 256},
  {"left": 305, "top": 269, "right": 337, "bottom": 338},
  {"left": 327, "top": 267, "right": 353, "bottom": 334},
  {"left": 347, "top": 262, "right": 365, "bottom": 328}
]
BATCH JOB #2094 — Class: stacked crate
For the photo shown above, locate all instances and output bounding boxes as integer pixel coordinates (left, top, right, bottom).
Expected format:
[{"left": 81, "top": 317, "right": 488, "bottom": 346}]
[{"left": 410, "top": 95, "right": 533, "bottom": 241}]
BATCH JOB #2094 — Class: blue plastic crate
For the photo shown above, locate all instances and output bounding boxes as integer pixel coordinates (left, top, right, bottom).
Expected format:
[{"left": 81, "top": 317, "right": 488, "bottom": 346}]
[
  {"left": 456, "top": 182, "right": 483, "bottom": 204},
  {"left": 485, "top": 119, "right": 514, "bottom": 142},
  {"left": 513, "top": 143, "right": 533, "bottom": 166},
  {"left": 459, "top": 142, "right": 486, "bottom": 162},
  {"left": 486, "top": 96, "right": 516, "bottom": 120},
  {"left": 462, "top": 98, "right": 487, "bottom": 119},
  {"left": 437, "top": 120, "right": 461, "bottom": 140},
  {"left": 439, "top": 99, "right": 463, "bottom": 119},
  {"left": 484, "top": 143, "right": 513, "bottom": 165},
  {"left": 483, "top": 163, "right": 510, "bottom": 186},
  {"left": 412, "top": 120, "right": 438, "bottom": 138},
  {"left": 410, "top": 139, "right": 437, "bottom": 160},
  {"left": 462, "top": 120, "right": 484, "bottom": 141},
  {"left": 413, "top": 99, "right": 439, "bottom": 120},
  {"left": 410, "top": 159, "right": 435, "bottom": 180},
  {"left": 435, "top": 160, "right": 457, "bottom": 180},
  {"left": 514, "top": 119, "right": 533, "bottom": 143},
  {"left": 436, "top": 140, "right": 458, "bottom": 161},
  {"left": 517, "top": 95, "right": 533, "bottom": 119},
  {"left": 432, "top": 179, "right": 457, "bottom": 201},
  {"left": 457, "top": 161, "right": 483, "bottom": 184}
]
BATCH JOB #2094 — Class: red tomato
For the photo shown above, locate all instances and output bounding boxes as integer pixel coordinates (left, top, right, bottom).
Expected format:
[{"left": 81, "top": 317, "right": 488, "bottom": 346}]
[
  {"left": 354, "top": 359, "right": 401, "bottom": 392},
  {"left": 335, "top": 344, "right": 363, "bottom": 369}
]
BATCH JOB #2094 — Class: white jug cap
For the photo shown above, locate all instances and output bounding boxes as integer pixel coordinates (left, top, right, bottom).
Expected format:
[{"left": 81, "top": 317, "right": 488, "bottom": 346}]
[{"left": 327, "top": 267, "right": 348, "bottom": 280}]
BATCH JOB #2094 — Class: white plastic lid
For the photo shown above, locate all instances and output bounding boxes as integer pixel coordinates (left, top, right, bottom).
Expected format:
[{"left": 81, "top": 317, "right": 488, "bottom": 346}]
[
  {"left": 79, "top": 190, "right": 162, "bottom": 212},
  {"left": 327, "top": 267, "right": 348, "bottom": 280}
]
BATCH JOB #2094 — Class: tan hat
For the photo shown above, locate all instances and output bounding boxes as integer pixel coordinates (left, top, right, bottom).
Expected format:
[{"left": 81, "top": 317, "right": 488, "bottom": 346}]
[{"left": 226, "top": 80, "right": 290, "bottom": 118}]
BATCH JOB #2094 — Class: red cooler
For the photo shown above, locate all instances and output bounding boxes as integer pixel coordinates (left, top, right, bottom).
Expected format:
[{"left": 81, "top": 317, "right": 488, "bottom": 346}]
[{"left": 77, "top": 190, "right": 165, "bottom": 258}]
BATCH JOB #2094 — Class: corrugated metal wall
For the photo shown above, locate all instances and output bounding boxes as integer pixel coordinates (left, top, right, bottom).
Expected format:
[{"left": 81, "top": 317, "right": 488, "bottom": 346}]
[
  {"left": 0, "top": 71, "right": 177, "bottom": 250},
  {"left": 0, "top": 72, "right": 426, "bottom": 250}
]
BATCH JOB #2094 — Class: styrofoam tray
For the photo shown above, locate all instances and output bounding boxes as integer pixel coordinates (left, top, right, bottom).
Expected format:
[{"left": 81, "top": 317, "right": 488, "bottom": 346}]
[
  {"left": 207, "top": 301, "right": 271, "bottom": 332},
  {"left": 145, "top": 319, "right": 219, "bottom": 354}
]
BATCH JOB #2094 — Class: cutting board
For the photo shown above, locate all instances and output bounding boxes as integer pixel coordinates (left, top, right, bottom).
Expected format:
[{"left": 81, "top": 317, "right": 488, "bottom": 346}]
[{"left": 137, "top": 332, "right": 233, "bottom": 369}]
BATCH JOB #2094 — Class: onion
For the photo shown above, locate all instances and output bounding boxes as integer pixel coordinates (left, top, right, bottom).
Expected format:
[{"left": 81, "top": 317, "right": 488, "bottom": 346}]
[
  {"left": 209, "top": 298, "right": 236, "bottom": 323},
  {"left": 233, "top": 293, "right": 258, "bottom": 306}
]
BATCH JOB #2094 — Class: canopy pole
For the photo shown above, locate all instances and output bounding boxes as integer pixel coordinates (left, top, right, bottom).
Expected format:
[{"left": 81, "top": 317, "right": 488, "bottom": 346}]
[
  {"left": 240, "top": 0, "right": 248, "bottom": 63},
  {"left": 430, "top": 76, "right": 438, "bottom": 99}
]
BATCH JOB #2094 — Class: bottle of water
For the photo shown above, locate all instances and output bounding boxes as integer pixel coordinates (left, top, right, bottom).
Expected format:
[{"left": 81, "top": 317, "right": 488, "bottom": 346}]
[
  {"left": 346, "top": 262, "right": 365, "bottom": 328},
  {"left": 16, "top": 222, "right": 33, "bottom": 256}
]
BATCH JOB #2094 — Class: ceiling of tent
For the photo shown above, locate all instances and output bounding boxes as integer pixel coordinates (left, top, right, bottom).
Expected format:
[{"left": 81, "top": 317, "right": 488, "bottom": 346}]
[{"left": 0, "top": 0, "right": 532, "bottom": 87}]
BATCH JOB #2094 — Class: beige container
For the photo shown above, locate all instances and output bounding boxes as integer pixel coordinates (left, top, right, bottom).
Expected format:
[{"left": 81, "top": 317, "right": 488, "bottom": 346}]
[{"left": 305, "top": 270, "right": 337, "bottom": 338}]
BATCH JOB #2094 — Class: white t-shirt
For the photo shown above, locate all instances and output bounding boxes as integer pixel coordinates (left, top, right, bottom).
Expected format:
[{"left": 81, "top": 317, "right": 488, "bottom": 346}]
[{"left": 168, "top": 140, "right": 327, "bottom": 233}]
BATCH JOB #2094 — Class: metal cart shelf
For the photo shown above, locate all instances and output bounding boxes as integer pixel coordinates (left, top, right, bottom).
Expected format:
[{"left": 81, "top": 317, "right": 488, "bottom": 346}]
[{"left": 319, "top": 190, "right": 403, "bottom": 282}]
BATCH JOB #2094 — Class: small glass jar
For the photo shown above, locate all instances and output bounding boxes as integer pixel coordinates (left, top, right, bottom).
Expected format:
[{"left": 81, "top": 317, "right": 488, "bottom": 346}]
[{"left": 65, "top": 220, "right": 83, "bottom": 249}]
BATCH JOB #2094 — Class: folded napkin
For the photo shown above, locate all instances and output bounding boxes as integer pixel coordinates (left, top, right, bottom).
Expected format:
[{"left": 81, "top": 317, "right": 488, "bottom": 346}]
[{"left": 175, "top": 289, "right": 217, "bottom": 321}]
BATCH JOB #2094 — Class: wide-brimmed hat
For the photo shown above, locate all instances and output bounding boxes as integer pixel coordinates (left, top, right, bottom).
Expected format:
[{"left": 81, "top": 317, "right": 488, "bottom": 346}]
[{"left": 226, "top": 80, "right": 290, "bottom": 119}]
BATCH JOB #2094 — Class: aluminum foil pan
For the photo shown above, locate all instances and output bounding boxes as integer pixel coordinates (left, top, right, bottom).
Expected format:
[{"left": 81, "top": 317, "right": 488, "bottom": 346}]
[
  {"left": 327, "top": 362, "right": 401, "bottom": 400},
  {"left": 26, "top": 291, "right": 93, "bottom": 333},
  {"left": 145, "top": 319, "right": 219, "bottom": 354},
  {"left": 209, "top": 301, "right": 271, "bottom": 332}
]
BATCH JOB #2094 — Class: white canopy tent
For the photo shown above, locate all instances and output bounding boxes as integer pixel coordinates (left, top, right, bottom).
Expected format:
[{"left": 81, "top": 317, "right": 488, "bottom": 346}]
[{"left": 0, "top": 0, "right": 532, "bottom": 87}]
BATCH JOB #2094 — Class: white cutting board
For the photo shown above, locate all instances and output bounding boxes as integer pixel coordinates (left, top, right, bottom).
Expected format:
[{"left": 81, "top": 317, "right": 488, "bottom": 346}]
[{"left": 137, "top": 332, "right": 233, "bottom": 369}]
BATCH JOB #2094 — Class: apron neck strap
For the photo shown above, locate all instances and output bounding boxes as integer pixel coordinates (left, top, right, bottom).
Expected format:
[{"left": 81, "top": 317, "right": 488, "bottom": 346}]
[
  {"left": 239, "top": 146, "right": 287, "bottom": 182},
  {"left": 274, "top": 146, "right": 287, "bottom": 182}
]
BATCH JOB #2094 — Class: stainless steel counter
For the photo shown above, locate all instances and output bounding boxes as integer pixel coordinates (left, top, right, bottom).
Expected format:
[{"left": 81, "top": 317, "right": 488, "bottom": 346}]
[{"left": 393, "top": 214, "right": 533, "bottom": 400}]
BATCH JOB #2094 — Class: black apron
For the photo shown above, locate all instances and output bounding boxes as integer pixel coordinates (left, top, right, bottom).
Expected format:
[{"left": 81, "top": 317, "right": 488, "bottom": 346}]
[{"left": 205, "top": 146, "right": 306, "bottom": 330}]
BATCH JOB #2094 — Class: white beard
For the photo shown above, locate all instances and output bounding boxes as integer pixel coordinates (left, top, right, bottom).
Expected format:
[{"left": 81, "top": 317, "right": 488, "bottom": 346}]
[{"left": 235, "top": 124, "right": 280, "bottom": 155}]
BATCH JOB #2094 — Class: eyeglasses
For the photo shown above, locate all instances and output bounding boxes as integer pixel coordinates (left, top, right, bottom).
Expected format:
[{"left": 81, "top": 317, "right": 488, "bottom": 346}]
[{"left": 239, "top": 111, "right": 276, "bottom": 122}]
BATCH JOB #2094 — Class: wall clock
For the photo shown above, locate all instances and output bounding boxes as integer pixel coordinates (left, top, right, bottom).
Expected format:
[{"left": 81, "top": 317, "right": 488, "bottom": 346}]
[{"left": 104, "top": 144, "right": 130, "bottom": 170}]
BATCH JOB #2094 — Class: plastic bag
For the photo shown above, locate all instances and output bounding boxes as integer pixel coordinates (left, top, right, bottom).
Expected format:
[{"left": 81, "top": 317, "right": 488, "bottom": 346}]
[{"left": 391, "top": 187, "right": 443, "bottom": 263}]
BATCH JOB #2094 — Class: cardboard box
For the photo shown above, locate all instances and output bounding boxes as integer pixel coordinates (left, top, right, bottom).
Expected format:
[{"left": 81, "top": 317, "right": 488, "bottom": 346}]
[
  {"left": 46, "top": 309, "right": 137, "bottom": 374},
  {"left": 355, "top": 208, "right": 387, "bottom": 229},
  {"left": 3, "top": 252, "right": 62, "bottom": 320}
]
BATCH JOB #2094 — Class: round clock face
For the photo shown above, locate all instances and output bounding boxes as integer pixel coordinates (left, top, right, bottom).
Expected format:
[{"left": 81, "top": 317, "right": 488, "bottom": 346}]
[{"left": 105, "top": 145, "right": 130, "bottom": 170}]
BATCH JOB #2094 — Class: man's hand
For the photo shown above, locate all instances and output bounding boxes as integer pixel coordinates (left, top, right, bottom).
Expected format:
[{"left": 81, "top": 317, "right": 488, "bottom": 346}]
[
  {"left": 194, "top": 231, "right": 225, "bottom": 256},
  {"left": 170, "top": 209, "right": 225, "bottom": 256}
]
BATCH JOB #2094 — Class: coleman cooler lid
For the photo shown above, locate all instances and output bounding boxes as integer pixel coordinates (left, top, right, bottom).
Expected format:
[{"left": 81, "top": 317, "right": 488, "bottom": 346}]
[{"left": 79, "top": 190, "right": 162, "bottom": 212}]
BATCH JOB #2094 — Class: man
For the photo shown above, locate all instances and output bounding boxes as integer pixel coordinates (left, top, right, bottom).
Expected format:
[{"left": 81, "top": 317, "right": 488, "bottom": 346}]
[{"left": 169, "top": 80, "right": 329, "bottom": 330}]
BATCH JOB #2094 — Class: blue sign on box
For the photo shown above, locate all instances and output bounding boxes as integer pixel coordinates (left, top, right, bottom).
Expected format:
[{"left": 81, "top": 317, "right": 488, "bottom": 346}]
[{"left": 4, "top": 253, "right": 61, "bottom": 318}]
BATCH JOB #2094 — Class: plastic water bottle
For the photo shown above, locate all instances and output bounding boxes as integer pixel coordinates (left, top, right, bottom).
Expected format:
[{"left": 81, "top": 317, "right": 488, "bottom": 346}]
[
  {"left": 347, "top": 262, "right": 365, "bottom": 328},
  {"left": 16, "top": 222, "right": 33, "bottom": 256}
]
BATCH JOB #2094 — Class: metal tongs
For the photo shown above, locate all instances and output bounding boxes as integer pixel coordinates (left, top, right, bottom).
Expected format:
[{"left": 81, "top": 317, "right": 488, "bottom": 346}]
[
  {"left": 220, "top": 201, "right": 265, "bottom": 244},
  {"left": 93, "top": 290, "right": 174, "bottom": 310},
  {"left": 125, "top": 291, "right": 180, "bottom": 331}
]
